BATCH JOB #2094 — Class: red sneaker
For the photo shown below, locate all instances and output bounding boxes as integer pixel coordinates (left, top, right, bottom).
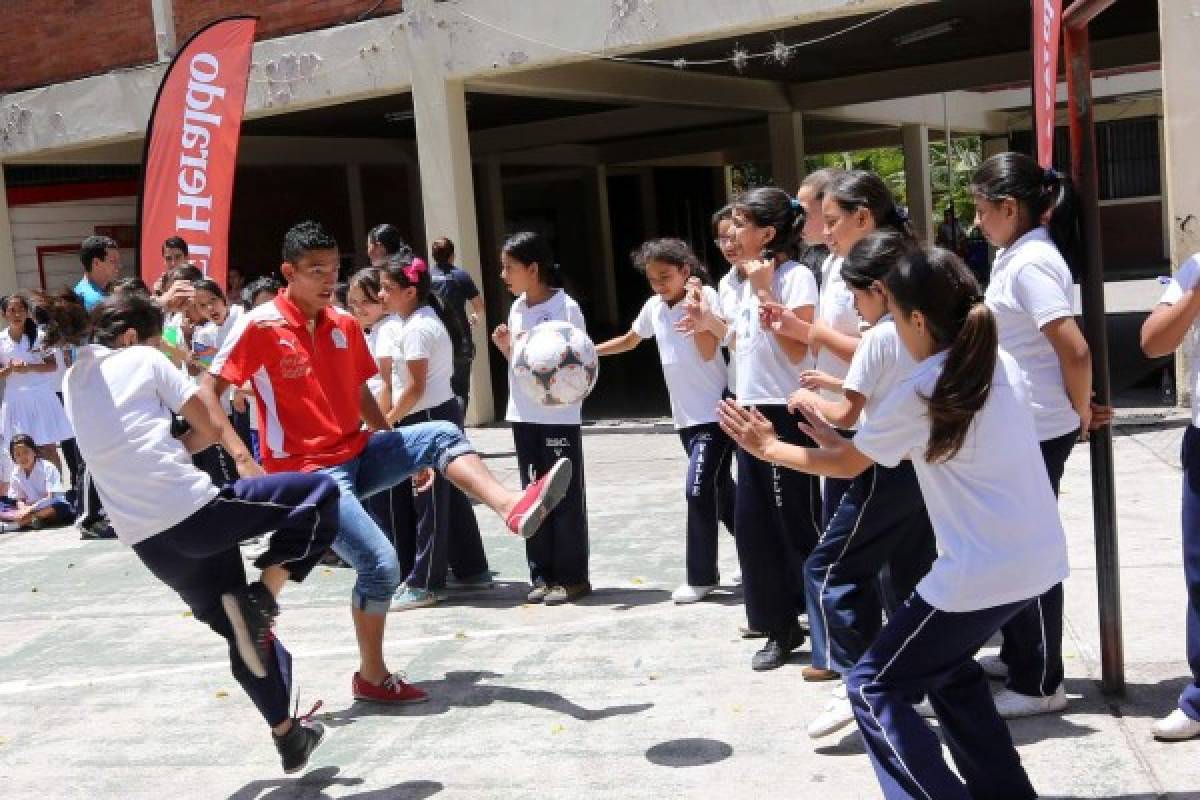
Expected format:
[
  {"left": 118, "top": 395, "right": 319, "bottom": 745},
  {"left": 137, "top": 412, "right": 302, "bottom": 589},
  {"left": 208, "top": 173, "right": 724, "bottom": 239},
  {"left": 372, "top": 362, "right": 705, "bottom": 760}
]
[
  {"left": 506, "top": 457, "right": 573, "bottom": 540},
  {"left": 351, "top": 672, "right": 429, "bottom": 705}
]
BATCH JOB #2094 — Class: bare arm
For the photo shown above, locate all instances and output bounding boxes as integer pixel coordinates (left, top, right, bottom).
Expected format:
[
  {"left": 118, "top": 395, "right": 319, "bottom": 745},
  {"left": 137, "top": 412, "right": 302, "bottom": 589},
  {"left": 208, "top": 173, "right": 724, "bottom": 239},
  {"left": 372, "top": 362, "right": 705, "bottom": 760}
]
[
  {"left": 718, "top": 399, "right": 872, "bottom": 479},
  {"left": 596, "top": 330, "right": 642, "bottom": 356},
  {"left": 1042, "top": 316, "right": 1093, "bottom": 433},
  {"left": 178, "top": 385, "right": 262, "bottom": 476},
  {"left": 811, "top": 324, "right": 862, "bottom": 364},
  {"left": 1142, "top": 292, "right": 1200, "bottom": 358},
  {"left": 692, "top": 329, "right": 720, "bottom": 361},
  {"left": 375, "top": 355, "right": 394, "bottom": 413},
  {"left": 469, "top": 295, "right": 486, "bottom": 324},
  {"left": 359, "top": 383, "right": 389, "bottom": 432},
  {"left": 773, "top": 303, "right": 813, "bottom": 363},
  {"left": 385, "top": 359, "right": 428, "bottom": 427}
]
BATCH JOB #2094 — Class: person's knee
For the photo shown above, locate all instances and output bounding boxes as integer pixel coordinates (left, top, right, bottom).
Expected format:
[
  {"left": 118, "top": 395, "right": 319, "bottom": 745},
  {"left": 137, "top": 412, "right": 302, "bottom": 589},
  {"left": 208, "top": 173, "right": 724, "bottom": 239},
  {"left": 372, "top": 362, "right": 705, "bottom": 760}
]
[{"left": 358, "top": 549, "right": 403, "bottom": 602}]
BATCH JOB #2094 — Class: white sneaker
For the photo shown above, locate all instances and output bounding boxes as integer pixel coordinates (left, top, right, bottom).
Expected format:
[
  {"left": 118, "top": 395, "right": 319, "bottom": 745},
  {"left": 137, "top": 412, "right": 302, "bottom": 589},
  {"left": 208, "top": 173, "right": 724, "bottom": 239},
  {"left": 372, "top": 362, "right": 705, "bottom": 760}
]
[
  {"left": 977, "top": 653, "right": 1009, "bottom": 680},
  {"left": 808, "top": 683, "right": 855, "bottom": 739},
  {"left": 671, "top": 584, "right": 716, "bottom": 604},
  {"left": 1152, "top": 709, "right": 1200, "bottom": 741},
  {"left": 993, "top": 686, "right": 1068, "bottom": 718}
]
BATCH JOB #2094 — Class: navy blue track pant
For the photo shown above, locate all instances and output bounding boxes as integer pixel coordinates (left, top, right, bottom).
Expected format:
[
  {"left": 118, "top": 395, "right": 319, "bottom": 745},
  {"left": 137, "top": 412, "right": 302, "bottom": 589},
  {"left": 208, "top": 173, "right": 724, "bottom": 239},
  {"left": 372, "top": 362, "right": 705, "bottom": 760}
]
[
  {"left": 677, "top": 422, "right": 736, "bottom": 587},
  {"left": 513, "top": 422, "right": 589, "bottom": 587}
]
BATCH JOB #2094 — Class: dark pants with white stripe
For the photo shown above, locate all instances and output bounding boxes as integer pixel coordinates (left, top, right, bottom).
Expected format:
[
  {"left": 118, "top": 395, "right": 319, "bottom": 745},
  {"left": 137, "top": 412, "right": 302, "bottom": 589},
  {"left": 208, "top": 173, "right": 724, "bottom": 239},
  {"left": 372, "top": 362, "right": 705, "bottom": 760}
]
[
  {"left": 131, "top": 473, "right": 339, "bottom": 727},
  {"left": 997, "top": 428, "right": 1077, "bottom": 697},
  {"left": 1178, "top": 425, "right": 1200, "bottom": 720},
  {"left": 848, "top": 592, "right": 1038, "bottom": 800},
  {"left": 389, "top": 398, "right": 490, "bottom": 590},
  {"left": 677, "top": 422, "right": 736, "bottom": 587},
  {"left": 734, "top": 404, "right": 822, "bottom": 636},
  {"left": 513, "top": 422, "right": 589, "bottom": 587},
  {"left": 805, "top": 461, "right": 936, "bottom": 674}
]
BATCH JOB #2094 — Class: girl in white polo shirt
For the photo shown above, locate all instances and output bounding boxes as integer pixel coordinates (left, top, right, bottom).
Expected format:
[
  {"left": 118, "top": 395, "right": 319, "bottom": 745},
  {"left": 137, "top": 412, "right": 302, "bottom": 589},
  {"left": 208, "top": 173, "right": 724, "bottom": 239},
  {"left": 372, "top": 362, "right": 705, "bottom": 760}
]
[
  {"left": 971, "top": 151, "right": 1110, "bottom": 718},
  {"left": 379, "top": 257, "right": 490, "bottom": 610},
  {"left": 1141, "top": 251, "right": 1200, "bottom": 742},
  {"left": 721, "top": 247, "right": 1064, "bottom": 800},
  {"left": 492, "top": 231, "right": 591, "bottom": 606},
  {"left": 597, "top": 238, "right": 734, "bottom": 604}
]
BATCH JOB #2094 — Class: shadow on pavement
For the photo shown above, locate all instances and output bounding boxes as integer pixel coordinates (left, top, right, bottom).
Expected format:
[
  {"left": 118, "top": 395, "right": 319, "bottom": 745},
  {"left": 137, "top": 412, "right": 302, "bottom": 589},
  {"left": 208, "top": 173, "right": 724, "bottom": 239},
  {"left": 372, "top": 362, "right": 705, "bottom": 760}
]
[
  {"left": 320, "top": 670, "right": 653, "bottom": 729},
  {"left": 572, "top": 586, "right": 672, "bottom": 610},
  {"left": 228, "top": 766, "right": 442, "bottom": 799},
  {"left": 645, "top": 737, "right": 734, "bottom": 767}
]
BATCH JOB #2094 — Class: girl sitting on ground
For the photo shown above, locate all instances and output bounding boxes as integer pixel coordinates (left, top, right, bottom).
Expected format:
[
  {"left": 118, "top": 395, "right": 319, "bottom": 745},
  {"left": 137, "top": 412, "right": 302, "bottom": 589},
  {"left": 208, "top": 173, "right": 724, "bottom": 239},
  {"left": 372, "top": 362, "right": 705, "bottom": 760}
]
[{"left": 0, "top": 433, "right": 76, "bottom": 531}]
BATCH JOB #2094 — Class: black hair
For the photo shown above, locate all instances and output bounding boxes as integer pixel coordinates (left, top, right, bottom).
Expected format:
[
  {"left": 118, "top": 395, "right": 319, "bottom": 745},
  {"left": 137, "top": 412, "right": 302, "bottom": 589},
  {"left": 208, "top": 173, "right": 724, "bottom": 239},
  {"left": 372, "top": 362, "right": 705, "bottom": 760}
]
[
  {"left": 884, "top": 247, "right": 997, "bottom": 463},
  {"left": 502, "top": 231, "right": 563, "bottom": 289},
  {"left": 79, "top": 235, "right": 117, "bottom": 272},
  {"left": 430, "top": 236, "right": 454, "bottom": 264},
  {"left": 732, "top": 187, "right": 805, "bottom": 259},
  {"left": 367, "top": 223, "right": 414, "bottom": 261},
  {"left": 163, "top": 264, "right": 204, "bottom": 286},
  {"left": 841, "top": 230, "right": 917, "bottom": 290},
  {"left": 2, "top": 294, "right": 39, "bottom": 348},
  {"left": 631, "top": 238, "right": 710, "bottom": 284},
  {"left": 282, "top": 220, "right": 338, "bottom": 264},
  {"left": 43, "top": 290, "right": 164, "bottom": 349},
  {"left": 383, "top": 255, "right": 466, "bottom": 356},
  {"left": 710, "top": 204, "right": 734, "bottom": 233},
  {"left": 162, "top": 236, "right": 188, "bottom": 255},
  {"left": 799, "top": 168, "right": 846, "bottom": 203},
  {"left": 828, "top": 170, "right": 915, "bottom": 240},
  {"left": 333, "top": 282, "right": 349, "bottom": 309},
  {"left": 970, "top": 151, "right": 1081, "bottom": 274},
  {"left": 349, "top": 267, "right": 383, "bottom": 304},
  {"left": 111, "top": 276, "right": 149, "bottom": 296},
  {"left": 244, "top": 276, "right": 281, "bottom": 307},
  {"left": 8, "top": 433, "right": 37, "bottom": 460},
  {"left": 192, "top": 278, "right": 225, "bottom": 302}
]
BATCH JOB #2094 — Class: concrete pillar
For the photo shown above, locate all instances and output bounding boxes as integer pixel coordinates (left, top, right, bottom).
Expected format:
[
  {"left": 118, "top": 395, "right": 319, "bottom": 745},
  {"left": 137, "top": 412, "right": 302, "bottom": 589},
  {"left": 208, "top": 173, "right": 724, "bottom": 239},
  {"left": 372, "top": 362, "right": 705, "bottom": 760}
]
[
  {"left": 0, "top": 169, "right": 18, "bottom": 294},
  {"left": 411, "top": 74, "right": 495, "bottom": 424},
  {"left": 768, "top": 111, "right": 805, "bottom": 194},
  {"left": 585, "top": 165, "right": 620, "bottom": 327},
  {"left": 403, "top": 148, "right": 426, "bottom": 255},
  {"left": 149, "top": 0, "right": 177, "bottom": 61},
  {"left": 901, "top": 124, "right": 934, "bottom": 244},
  {"left": 1160, "top": 0, "right": 1200, "bottom": 407},
  {"left": 345, "top": 163, "right": 367, "bottom": 262}
]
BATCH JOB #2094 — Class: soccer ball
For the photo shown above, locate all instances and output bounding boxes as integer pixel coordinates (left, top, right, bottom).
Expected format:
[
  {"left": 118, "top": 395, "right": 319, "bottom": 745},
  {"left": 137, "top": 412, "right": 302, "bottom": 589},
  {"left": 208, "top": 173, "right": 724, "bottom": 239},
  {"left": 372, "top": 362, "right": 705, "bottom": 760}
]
[{"left": 512, "top": 320, "right": 599, "bottom": 406}]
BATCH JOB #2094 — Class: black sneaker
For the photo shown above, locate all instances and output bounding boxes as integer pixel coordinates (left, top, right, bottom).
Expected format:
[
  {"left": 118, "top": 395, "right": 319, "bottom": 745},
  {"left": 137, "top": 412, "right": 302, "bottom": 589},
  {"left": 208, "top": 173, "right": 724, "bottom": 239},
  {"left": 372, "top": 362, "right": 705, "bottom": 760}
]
[
  {"left": 273, "top": 718, "right": 326, "bottom": 774},
  {"left": 750, "top": 623, "right": 806, "bottom": 671},
  {"left": 79, "top": 520, "right": 117, "bottom": 540},
  {"left": 221, "top": 581, "right": 279, "bottom": 679}
]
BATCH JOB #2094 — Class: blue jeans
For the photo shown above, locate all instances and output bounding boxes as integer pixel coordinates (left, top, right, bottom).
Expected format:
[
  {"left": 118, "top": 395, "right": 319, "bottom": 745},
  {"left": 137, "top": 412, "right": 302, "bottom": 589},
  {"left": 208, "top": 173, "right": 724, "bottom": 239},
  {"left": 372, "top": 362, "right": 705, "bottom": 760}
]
[{"left": 317, "top": 422, "right": 474, "bottom": 613}]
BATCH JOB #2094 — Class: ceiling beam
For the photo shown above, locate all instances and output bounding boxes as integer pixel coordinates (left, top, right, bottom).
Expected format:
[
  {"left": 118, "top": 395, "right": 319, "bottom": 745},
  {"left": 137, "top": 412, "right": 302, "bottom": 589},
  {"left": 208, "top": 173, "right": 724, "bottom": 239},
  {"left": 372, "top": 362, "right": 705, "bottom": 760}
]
[
  {"left": 598, "top": 123, "right": 765, "bottom": 165},
  {"left": 808, "top": 92, "right": 1008, "bottom": 134},
  {"left": 470, "top": 60, "right": 792, "bottom": 113}
]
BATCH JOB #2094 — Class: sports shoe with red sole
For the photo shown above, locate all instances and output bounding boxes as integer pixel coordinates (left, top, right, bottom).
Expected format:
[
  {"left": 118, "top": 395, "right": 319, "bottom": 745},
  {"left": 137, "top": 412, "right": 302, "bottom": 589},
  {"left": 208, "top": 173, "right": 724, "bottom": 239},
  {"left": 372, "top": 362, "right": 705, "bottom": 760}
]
[
  {"left": 352, "top": 672, "right": 429, "bottom": 705},
  {"left": 506, "top": 457, "right": 573, "bottom": 540}
]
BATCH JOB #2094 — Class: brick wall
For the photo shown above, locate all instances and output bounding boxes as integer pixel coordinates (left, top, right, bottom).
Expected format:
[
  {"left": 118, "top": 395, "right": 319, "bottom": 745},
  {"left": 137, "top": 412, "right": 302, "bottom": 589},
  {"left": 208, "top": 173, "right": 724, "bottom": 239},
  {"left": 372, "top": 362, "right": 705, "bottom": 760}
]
[
  {"left": 0, "top": 1, "right": 156, "bottom": 92},
  {"left": 175, "top": 0, "right": 404, "bottom": 44}
]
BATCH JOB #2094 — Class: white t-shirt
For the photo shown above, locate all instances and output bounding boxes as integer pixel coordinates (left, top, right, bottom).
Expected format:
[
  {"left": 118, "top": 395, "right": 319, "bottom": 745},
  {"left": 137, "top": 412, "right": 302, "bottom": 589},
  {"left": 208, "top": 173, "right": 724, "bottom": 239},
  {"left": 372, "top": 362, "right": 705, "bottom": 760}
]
[
  {"left": 0, "top": 448, "right": 14, "bottom": 491},
  {"left": 0, "top": 328, "right": 51, "bottom": 393},
  {"left": 505, "top": 289, "right": 587, "bottom": 425},
  {"left": 63, "top": 345, "right": 218, "bottom": 546},
  {"left": 632, "top": 288, "right": 727, "bottom": 429},
  {"left": 10, "top": 459, "right": 65, "bottom": 509},
  {"left": 985, "top": 226, "right": 1079, "bottom": 440},
  {"left": 379, "top": 306, "right": 456, "bottom": 415},
  {"left": 364, "top": 314, "right": 402, "bottom": 401},
  {"left": 853, "top": 350, "right": 1069, "bottom": 612},
  {"left": 732, "top": 260, "right": 819, "bottom": 405},
  {"left": 814, "top": 255, "right": 862, "bottom": 404},
  {"left": 191, "top": 305, "right": 245, "bottom": 412},
  {"left": 842, "top": 316, "right": 916, "bottom": 425},
  {"left": 717, "top": 269, "right": 744, "bottom": 393},
  {"left": 1159, "top": 253, "right": 1200, "bottom": 426}
]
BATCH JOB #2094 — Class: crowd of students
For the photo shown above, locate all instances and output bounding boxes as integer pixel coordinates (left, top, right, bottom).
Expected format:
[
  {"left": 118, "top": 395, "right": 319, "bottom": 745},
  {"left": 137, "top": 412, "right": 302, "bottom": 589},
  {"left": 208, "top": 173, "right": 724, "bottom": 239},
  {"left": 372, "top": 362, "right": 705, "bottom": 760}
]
[{"left": 14, "top": 148, "right": 1200, "bottom": 793}]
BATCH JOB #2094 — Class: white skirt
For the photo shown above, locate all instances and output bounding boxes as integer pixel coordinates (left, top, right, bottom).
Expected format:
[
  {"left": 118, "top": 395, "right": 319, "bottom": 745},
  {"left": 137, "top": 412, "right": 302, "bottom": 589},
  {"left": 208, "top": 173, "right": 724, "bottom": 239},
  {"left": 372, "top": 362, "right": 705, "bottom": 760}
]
[{"left": 1, "top": 387, "right": 74, "bottom": 445}]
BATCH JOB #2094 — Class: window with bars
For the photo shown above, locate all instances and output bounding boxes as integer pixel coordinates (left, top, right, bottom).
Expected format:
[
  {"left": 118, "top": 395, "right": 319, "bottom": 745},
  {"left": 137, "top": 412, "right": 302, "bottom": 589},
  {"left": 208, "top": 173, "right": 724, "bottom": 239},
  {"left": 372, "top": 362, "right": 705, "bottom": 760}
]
[{"left": 1010, "top": 116, "right": 1160, "bottom": 200}]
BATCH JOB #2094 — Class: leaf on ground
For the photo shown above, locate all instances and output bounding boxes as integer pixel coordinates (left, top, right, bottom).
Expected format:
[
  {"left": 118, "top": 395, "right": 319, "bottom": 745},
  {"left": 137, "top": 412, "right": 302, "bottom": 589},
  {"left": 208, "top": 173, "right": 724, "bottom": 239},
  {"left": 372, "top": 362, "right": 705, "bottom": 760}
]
[
  {"left": 630, "top": 577, "right": 645, "bottom": 585},
  {"left": 322, "top": 569, "right": 333, "bottom": 575},
  {"left": 30, "top": 587, "right": 37, "bottom": 593},
  {"left": 215, "top": 690, "right": 229, "bottom": 699},
  {"left": 181, "top": 611, "right": 193, "bottom": 618},
  {"left": 550, "top": 723, "right": 565, "bottom": 734},
  {"left": 454, "top": 631, "right": 468, "bottom": 640},
  {"left": 647, "top": 674, "right": 659, "bottom": 681}
]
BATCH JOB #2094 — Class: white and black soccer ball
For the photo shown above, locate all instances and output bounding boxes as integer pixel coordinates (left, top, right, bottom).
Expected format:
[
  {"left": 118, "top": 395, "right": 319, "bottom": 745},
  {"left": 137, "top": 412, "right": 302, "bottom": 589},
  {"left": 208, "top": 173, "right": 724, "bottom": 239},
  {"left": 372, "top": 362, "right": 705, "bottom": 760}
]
[{"left": 512, "top": 320, "right": 599, "bottom": 406}]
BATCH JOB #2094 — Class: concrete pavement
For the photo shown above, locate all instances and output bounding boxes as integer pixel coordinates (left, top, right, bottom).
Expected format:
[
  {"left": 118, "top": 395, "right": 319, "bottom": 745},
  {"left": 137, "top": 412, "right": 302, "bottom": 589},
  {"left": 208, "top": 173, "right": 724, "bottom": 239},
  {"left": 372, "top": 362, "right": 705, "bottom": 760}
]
[{"left": 0, "top": 419, "right": 1198, "bottom": 799}]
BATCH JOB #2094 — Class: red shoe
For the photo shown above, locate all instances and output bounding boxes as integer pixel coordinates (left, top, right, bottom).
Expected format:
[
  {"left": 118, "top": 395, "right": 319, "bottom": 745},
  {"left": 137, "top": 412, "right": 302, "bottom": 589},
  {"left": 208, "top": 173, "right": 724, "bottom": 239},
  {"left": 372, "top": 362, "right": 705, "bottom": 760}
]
[
  {"left": 351, "top": 672, "right": 429, "bottom": 705},
  {"left": 506, "top": 457, "right": 573, "bottom": 540}
]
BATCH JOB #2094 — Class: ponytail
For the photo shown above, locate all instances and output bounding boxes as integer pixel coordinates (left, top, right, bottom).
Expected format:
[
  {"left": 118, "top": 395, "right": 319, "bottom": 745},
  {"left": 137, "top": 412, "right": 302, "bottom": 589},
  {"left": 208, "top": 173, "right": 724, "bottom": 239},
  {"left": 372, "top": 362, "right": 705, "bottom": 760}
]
[
  {"left": 971, "top": 151, "right": 1082, "bottom": 275},
  {"left": 828, "top": 170, "right": 915, "bottom": 242},
  {"left": 383, "top": 255, "right": 467, "bottom": 357},
  {"left": 840, "top": 230, "right": 917, "bottom": 289},
  {"left": 884, "top": 247, "right": 997, "bottom": 463}
]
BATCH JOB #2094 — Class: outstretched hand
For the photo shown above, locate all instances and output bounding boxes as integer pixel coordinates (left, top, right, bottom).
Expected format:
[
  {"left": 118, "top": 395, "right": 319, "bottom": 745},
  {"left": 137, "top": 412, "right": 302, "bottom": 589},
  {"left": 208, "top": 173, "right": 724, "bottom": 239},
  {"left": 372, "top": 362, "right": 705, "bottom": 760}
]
[
  {"left": 718, "top": 399, "right": 777, "bottom": 460},
  {"left": 759, "top": 300, "right": 812, "bottom": 341},
  {"left": 793, "top": 397, "right": 844, "bottom": 450},
  {"left": 676, "top": 282, "right": 717, "bottom": 337}
]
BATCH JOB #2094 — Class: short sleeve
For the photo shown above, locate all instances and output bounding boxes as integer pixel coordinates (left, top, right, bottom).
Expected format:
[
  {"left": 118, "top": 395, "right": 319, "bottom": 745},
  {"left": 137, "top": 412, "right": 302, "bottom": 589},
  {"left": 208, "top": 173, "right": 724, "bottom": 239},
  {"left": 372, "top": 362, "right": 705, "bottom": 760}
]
[
  {"left": 1012, "top": 259, "right": 1073, "bottom": 328},
  {"left": 1161, "top": 255, "right": 1200, "bottom": 306},
  {"left": 343, "top": 321, "right": 379, "bottom": 386},
  {"left": 631, "top": 297, "right": 656, "bottom": 339},
  {"left": 565, "top": 296, "right": 587, "bottom": 331},
  {"left": 150, "top": 347, "right": 201, "bottom": 412},
  {"left": 779, "top": 264, "right": 819, "bottom": 310},
  {"left": 851, "top": 379, "right": 927, "bottom": 468},
  {"left": 211, "top": 314, "right": 259, "bottom": 386},
  {"left": 401, "top": 320, "right": 437, "bottom": 361},
  {"left": 458, "top": 270, "right": 481, "bottom": 300},
  {"left": 843, "top": 325, "right": 892, "bottom": 399}
]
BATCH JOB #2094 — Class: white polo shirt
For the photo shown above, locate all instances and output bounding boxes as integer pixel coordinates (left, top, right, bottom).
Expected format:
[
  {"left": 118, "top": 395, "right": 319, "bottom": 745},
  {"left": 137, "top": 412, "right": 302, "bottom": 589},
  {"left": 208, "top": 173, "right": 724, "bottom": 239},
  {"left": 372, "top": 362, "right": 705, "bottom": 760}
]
[
  {"left": 505, "top": 289, "right": 587, "bottom": 426},
  {"left": 853, "top": 350, "right": 1069, "bottom": 612},
  {"left": 63, "top": 345, "right": 218, "bottom": 546},
  {"left": 1158, "top": 253, "right": 1200, "bottom": 426},
  {"left": 378, "top": 305, "right": 457, "bottom": 415},
  {"left": 717, "top": 268, "right": 744, "bottom": 393},
  {"left": 731, "top": 260, "right": 819, "bottom": 405},
  {"left": 985, "top": 226, "right": 1079, "bottom": 441},
  {"left": 632, "top": 287, "right": 727, "bottom": 429},
  {"left": 842, "top": 316, "right": 916, "bottom": 425},
  {"left": 10, "top": 459, "right": 66, "bottom": 509},
  {"left": 813, "top": 255, "right": 862, "bottom": 404}
]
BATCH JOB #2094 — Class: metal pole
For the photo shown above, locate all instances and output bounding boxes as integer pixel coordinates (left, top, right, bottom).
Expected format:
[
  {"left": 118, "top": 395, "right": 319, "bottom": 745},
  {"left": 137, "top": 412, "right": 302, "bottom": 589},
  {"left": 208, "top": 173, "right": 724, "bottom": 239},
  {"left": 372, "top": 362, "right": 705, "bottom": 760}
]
[
  {"left": 943, "top": 93, "right": 954, "bottom": 231},
  {"left": 1064, "top": 21, "right": 1125, "bottom": 695}
]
